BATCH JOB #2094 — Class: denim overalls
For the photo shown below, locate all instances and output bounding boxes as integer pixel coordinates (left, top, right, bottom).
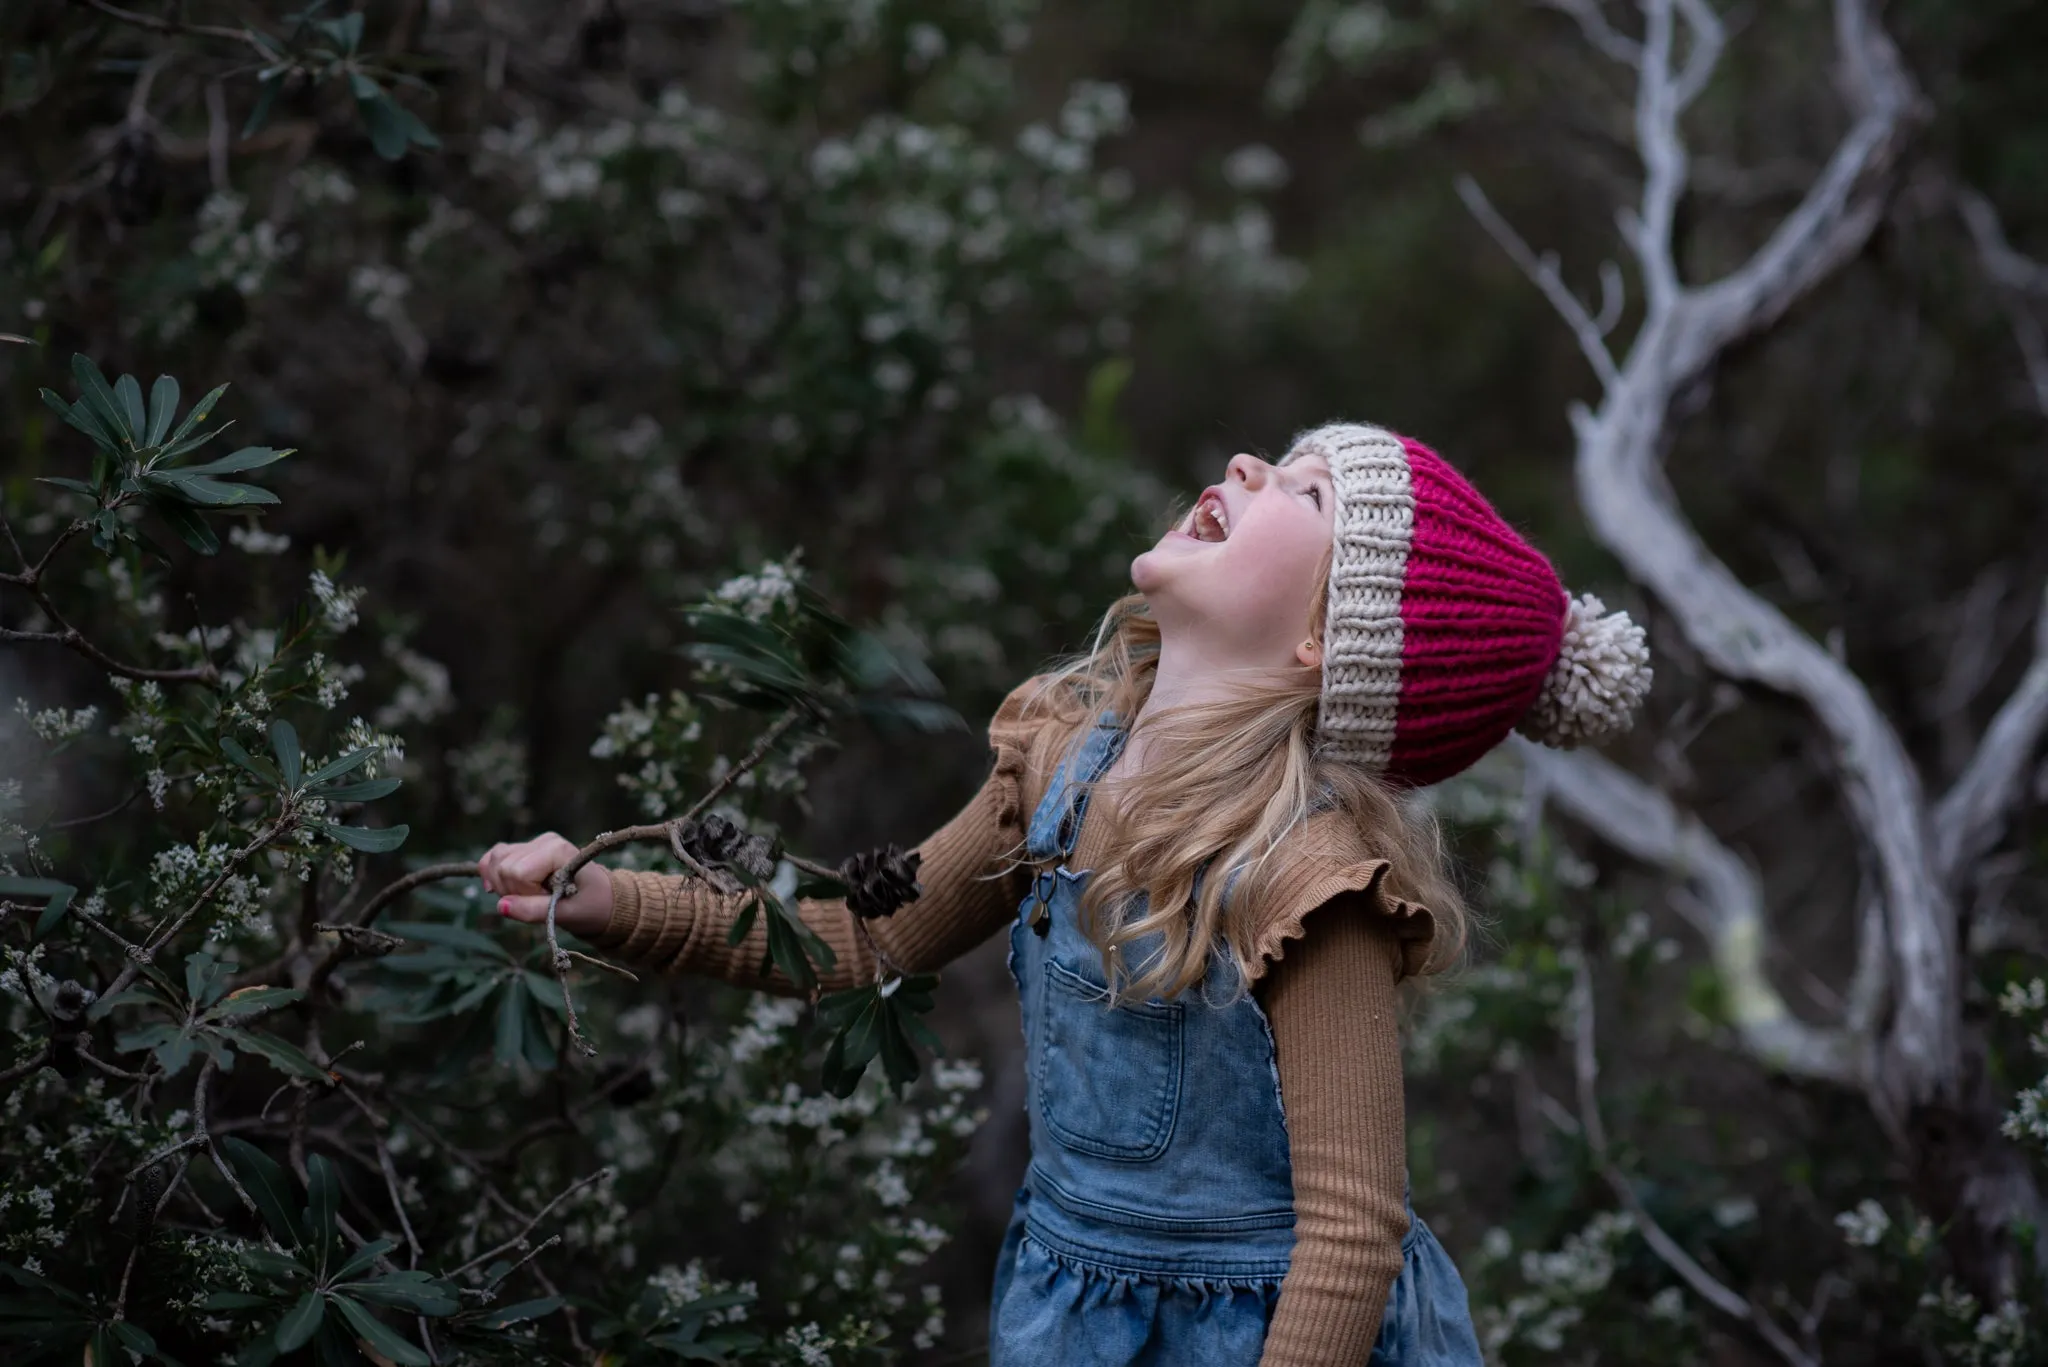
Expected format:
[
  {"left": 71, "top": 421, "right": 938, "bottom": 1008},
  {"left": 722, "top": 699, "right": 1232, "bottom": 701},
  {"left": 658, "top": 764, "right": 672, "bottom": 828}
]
[{"left": 990, "top": 715, "right": 1483, "bottom": 1365}]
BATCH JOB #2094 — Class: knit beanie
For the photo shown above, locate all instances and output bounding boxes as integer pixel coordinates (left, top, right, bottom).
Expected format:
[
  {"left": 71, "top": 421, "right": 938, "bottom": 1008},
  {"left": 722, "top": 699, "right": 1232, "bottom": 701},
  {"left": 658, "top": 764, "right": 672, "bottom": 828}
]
[{"left": 1280, "top": 422, "right": 1652, "bottom": 787}]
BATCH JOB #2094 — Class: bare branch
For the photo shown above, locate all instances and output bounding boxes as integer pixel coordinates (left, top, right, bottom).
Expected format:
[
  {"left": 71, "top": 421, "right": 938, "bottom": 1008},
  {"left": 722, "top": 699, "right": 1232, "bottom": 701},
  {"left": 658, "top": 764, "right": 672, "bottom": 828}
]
[
  {"left": 1933, "top": 589, "right": 2048, "bottom": 881},
  {"left": 1538, "top": 0, "right": 1643, "bottom": 64},
  {"left": 1457, "top": 177, "right": 1621, "bottom": 388},
  {"left": 1566, "top": 957, "right": 1822, "bottom": 1367},
  {"left": 1517, "top": 739, "right": 1862, "bottom": 1084},
  {"left": 1510, "top": 0, "right": 1955, "bottom": 1110},
  {"left": 1956, "top": 187, "right": 2048, "bottom": 417},
  {"left": 1682, "top": 0, "right": 1917, "bottom": 366},
  {"left": 446, "top": 1167, "right": 614, "bottom": 1279}
]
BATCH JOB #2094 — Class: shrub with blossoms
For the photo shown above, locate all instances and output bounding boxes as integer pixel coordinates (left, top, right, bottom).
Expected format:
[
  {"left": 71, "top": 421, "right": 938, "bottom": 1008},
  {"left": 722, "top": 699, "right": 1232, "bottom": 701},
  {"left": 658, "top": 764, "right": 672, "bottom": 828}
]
[
  {"left": 1402, "top": 762, "right": 2048, "bottom": 1364},
  {"left": 0, "top": 357, "right": 992, "bottom": 1364}
]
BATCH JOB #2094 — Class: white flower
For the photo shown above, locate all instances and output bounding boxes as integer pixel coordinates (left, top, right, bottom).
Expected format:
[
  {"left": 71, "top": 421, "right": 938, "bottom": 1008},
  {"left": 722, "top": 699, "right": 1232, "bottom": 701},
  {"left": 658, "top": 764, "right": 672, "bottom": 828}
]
[
  {"left": 1710, "top": 1195, "right": 1756, "bottom": 1228},
  {"left": 1221, "top": 144, "right": 1290, "bottom": 193},
  {"left": 867, "top": 1160, "right": 911, "bottom": 1208},
  {"left": 308, "top": 569, "right": 365, "bottom": 633},
  {"left": 13, "top": 699, "right": 98, "bottom": 743},
  {"left": 1835, "top": 1198, "right": 1890, "bottom": 1247},
  {"left": 228, "top": 525, "right": 292, "bottom": 555},
  {"left": 710, "top": 552, "right": 806, "bottom": 621}
]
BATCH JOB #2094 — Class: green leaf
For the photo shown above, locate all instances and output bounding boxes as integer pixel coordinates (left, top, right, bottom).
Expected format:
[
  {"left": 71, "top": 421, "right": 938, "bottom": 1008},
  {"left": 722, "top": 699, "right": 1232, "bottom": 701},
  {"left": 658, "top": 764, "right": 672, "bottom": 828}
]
[
  {"left": 494, "top": 980, "right": 525, "bottom": 1067},
  {"left": 145, "top": 375, "right": 181, "bottom": 446},
  {"left": 165, "top": 382, "right": 230, "bottom": 447},
  {"left": 302, "top": 747, "right": 376, "bottom": 787},
  {"left": 309, "top": 776, "right": 401, "bottom": 802},
  {"left": 233, "top": 1328, "right": 280, "bottom": 1367},
  {"left": 0, "top": 877, "right": 77, "bottom": 938},
  {"left": 71, "top": 354, "right": 132, "bottom": 445},
  {"left": 268, "top": 719, "right": 302, "bottom": 789},
  {"left": 115, "top": 373, "right": 147, "bottom": 443},
  {"left": 235, "top": 1246, "right": 307, "bottom": 1283},
  {"left": 341, "top": 1271, "right": 457, "bottom": 1316},
  {"left": 275, "top": 1290, "right": 324, "bottom": 1352},
  {"left": 220, "top": 1137, "right": 305, "bottom": 1246},
  {"left": 203, "top": 986, "right": 304, "bottom": 1022},
  {"left": 323, "top": 822, "right": 410, "bottom": 853},
  {"left": 330, "top": 1237, "right": 397, "bottom": 1285},
  {"left": 198, "top": 1291, "right": 275, "bottom": 1311},
  {"left": 763, "top": 910, "right": 816, "bottom": 992},
  {"left": 521, "top": 970, "right": 568, "bottom": 1019},
  {"left": 303, "top": 1154, "right": 337, "bottom": 1255},
  {"left": 878, "top": 1007, "right": 921, "bottom": 1086},
  {"left": 186, "top": 948, "right": 231, "bottom": 1008},
  {"left": 356, "top": 88, "right": 439, "bottom": 161},
  {"left": 153, "top": 499, "right": 222, "bottom": 556},
  {"left": 159, "top": 422, "right": 227, "bottom": 463},
  {"left": 384, "top": 921, "right": 511, "bottom": 959},
  {"left": 177, "top": 445, "right": 292, "bottom": 478},
  {"left": 0, "top": 1259, "right": 89, "bottom": 1304},
  {"left": 244, "top": 73, "right": 283, "bottom": 138},
  {"left": 148, "top": 470, "right": 281, "bottom": 507},
  {"left": 219, "top": 736, "right": 281, "bottom": 785},
  {"left": 34, "top": 476, "right": 97, "bottom": 499},
  {"left": 476, "top": 1296, "right": 562, "bottom": 1329},
  {"left": 108, "top": 1319, "right": 169, "bottom": 1366},
  {"left": 317, "top": 12, "right": 365, "bottom": 54},
  {"left": 726, "top": 897, "right": 759, "bottom": 947},
  {"left": 231, "top": 1028, "right": 332, "bottom": 1083},
  {"left": 330, "top": 1294, "right": 430, "bottom": 1366},
  {"left": 41, "top": 387, "right": 115, "bottom": 448}
]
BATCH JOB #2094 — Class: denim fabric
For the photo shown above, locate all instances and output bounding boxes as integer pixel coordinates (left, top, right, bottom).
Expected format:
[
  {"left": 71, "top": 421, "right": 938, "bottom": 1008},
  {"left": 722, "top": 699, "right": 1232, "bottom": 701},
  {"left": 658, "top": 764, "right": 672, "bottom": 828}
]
[{"left": 991, "top": 715, "right": 1483, "bottom": 1366}]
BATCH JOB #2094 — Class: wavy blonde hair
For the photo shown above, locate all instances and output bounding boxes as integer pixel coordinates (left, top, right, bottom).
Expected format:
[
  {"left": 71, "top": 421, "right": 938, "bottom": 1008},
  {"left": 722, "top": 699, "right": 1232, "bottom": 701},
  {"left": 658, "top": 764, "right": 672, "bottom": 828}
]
[{"left": 1018, "top": 549, "right": 1470, "bottom": 1004}]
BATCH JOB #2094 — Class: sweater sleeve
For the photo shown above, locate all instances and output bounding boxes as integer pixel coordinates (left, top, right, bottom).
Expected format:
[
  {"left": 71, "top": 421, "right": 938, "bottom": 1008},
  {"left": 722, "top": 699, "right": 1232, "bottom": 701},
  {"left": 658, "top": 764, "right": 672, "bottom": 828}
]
[
  {"left": 582, "top": 678, "right": 1047, "bottom": 994},
  {"left": 1255, "top": 894, "right": 1411, "bottom": 1365}
]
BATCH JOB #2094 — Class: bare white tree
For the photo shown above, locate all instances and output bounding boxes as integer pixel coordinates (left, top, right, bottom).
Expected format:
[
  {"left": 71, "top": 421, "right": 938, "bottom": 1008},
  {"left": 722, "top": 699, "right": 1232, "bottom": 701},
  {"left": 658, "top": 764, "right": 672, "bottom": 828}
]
[{"left": 1467, "top": 0, "right": 2048, "bottom": 1302}]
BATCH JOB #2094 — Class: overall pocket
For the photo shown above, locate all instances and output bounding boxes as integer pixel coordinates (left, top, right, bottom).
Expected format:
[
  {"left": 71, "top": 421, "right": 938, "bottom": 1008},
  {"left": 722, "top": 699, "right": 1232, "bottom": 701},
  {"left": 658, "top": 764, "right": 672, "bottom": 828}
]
[{"left": 1037, "top": 957, "right": 1185, "bottom": 1161}]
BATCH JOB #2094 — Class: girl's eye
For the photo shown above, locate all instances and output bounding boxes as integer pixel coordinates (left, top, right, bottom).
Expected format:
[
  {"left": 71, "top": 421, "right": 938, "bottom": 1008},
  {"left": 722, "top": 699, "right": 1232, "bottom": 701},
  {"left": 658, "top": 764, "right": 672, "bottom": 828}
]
[{"left": 1306, "top": 484, "right": 1323, "bottom": 510}]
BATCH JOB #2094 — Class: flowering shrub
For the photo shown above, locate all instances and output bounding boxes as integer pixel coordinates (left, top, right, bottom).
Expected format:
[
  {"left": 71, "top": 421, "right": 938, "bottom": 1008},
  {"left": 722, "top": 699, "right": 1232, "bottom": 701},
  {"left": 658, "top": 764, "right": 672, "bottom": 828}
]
[
  {"left": 0, "top": 359, "right": 989, "bottom": 1363},
  {"left": 1406, "top": 766, "right": 2048, "bottom": 1364}
]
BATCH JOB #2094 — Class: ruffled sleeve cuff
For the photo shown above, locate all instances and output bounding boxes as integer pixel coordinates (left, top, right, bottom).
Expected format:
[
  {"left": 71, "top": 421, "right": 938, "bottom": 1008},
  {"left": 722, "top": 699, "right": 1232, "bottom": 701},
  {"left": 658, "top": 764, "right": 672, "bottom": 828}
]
[{"left": 1248, "top": 856, "right": 1437, "bottom": 985}]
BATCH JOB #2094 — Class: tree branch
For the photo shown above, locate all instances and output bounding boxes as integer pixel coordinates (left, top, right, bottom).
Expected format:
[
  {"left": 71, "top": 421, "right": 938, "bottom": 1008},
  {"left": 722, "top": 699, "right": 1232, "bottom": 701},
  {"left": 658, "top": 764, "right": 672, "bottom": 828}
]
[
  {"left": 1933, "top": 589, "right": 2048, "bottom": 881},
  {"left": 1565, "top": 955, "right": 1822, "bottom": 1367},
  {"left": 1478, "top": 0, "right": 1953, "bottom": 1111},
  {"left": 1517, "top": 738, "right": 1863, "bottom": 1085}
]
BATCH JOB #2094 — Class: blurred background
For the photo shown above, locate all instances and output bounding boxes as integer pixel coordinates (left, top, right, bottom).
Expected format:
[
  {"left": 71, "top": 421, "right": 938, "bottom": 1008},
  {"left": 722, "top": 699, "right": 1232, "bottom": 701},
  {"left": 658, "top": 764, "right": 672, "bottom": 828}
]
[{"left": 5, "top": 0, "right": 2048, "bottom": 1362}]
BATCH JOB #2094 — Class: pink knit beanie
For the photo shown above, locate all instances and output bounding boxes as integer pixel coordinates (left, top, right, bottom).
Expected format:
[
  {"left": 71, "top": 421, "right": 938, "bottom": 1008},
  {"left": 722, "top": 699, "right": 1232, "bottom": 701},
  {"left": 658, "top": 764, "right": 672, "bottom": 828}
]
[{"left": 1280, "top": 422, "right": 1652, "bottom": 787}]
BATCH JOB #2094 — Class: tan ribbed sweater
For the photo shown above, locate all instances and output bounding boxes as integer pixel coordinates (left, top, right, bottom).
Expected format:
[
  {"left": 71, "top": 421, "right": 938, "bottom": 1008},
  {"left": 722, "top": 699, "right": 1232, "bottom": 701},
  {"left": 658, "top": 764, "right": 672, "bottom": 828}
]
[{"left": 588, "top": 678, "right": 1438, "bottom": 1364}]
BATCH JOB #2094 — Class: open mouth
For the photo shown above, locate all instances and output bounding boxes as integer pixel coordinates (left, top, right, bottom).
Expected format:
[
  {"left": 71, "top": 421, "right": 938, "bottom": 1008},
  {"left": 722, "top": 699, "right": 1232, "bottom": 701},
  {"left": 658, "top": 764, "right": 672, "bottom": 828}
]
[{"left": 1187, "top": 492, "right": 1230, "bottom": 543}]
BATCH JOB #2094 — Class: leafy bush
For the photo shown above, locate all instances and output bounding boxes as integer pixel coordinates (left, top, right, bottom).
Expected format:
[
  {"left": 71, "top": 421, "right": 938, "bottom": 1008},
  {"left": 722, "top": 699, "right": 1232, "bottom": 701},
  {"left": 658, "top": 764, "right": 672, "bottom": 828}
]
[{"left": 0, "top": 356, "right": 990, "bottom": 1364}]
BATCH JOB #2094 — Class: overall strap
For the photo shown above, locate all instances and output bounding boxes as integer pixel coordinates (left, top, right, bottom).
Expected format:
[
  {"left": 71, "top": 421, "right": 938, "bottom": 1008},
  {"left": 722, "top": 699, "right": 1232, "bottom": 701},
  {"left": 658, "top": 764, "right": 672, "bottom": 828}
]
[{"left": 1023, "top": 712, "right": 1127, "bottom": 864}]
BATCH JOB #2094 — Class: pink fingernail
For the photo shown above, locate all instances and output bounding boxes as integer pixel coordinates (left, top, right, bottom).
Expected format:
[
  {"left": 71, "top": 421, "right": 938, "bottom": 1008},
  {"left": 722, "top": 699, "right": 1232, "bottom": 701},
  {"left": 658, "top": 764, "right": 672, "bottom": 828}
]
[{"left": 498, "top": 898, "right": 510, "bottom": 916}]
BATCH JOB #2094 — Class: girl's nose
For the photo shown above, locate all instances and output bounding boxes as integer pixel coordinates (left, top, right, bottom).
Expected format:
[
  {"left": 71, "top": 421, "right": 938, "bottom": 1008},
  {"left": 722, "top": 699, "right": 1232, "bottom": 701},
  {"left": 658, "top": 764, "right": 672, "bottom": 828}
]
[{"left": 1226, "top": 452, "right": 1270, "bottom": 488}]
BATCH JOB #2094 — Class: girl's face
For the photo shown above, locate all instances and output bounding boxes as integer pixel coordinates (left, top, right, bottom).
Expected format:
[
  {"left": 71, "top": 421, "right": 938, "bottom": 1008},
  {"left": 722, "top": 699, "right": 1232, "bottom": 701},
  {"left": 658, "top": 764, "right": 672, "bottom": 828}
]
[{"left": 1131, "top": 451, "right": 1336, "bottom": 669}]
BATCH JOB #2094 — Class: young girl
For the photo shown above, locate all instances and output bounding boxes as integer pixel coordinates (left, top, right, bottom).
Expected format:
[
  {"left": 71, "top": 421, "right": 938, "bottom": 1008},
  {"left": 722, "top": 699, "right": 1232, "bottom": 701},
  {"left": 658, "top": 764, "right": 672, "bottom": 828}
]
[{"left": 481, "top": 422, "right": 1652, "bottom": 1365}]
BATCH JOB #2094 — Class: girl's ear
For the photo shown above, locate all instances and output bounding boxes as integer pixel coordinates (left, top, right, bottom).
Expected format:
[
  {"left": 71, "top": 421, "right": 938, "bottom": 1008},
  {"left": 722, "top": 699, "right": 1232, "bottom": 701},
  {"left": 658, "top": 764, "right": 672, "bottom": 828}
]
[{"left": 1296, "top": 637, "right": 1322, "bottom": 669}]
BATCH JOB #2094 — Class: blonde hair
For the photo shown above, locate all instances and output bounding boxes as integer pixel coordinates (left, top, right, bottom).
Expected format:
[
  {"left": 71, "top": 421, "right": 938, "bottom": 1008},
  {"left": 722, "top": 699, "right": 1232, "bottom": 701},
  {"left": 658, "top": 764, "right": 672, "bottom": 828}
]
[{"left": 1019, "top": 547, "right": 1470, "bottom": 1003}]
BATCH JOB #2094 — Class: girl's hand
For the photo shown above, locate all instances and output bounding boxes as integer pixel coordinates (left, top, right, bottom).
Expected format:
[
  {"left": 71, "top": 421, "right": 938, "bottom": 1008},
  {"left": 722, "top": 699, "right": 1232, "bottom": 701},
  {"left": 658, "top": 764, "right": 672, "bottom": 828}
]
[{"left": 478, "top": 832, "right": 613, "bottom": 938}]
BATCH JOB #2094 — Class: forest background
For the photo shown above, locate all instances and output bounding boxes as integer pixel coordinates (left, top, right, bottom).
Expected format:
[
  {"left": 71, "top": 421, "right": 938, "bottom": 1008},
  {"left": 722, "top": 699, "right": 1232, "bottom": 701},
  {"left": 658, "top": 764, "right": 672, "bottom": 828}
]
[{"left": 4, "top": 0, "right": 2048, "bottom": 1364}]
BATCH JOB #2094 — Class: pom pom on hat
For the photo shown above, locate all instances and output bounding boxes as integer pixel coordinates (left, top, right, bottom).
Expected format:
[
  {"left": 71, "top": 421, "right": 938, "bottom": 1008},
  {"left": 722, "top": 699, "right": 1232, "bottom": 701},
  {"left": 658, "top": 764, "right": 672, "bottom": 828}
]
[{"left": 1515, "top": 593, "right": 1653, "bottom": 749}]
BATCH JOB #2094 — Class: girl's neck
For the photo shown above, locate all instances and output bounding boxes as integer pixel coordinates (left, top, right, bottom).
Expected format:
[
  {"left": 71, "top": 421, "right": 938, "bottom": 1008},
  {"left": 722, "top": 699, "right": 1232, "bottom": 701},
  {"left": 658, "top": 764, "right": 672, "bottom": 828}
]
[{"left": 1118, "top": 636, "right": 1246, "bottom": 780}]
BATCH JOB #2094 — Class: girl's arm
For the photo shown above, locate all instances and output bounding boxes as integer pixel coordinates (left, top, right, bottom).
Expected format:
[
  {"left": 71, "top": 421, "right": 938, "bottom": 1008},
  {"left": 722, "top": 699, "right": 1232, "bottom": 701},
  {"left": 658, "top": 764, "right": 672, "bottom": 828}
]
[
  {"left": 1254, "top": 895, "right": 1412, "bottom": 1365},
  {"left": 487, "top": 677, "right": 1051, "bottom": 995},
  {"left": 587, "top": 764, "right": 1029, "bottom": 993}
]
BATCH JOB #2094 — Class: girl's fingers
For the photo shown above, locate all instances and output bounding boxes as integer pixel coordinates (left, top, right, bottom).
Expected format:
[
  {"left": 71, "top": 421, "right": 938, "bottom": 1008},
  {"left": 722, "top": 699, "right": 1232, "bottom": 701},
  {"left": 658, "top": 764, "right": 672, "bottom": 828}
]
[{"left": 499, "top": 894, "right": 554, "bottom": 924}]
